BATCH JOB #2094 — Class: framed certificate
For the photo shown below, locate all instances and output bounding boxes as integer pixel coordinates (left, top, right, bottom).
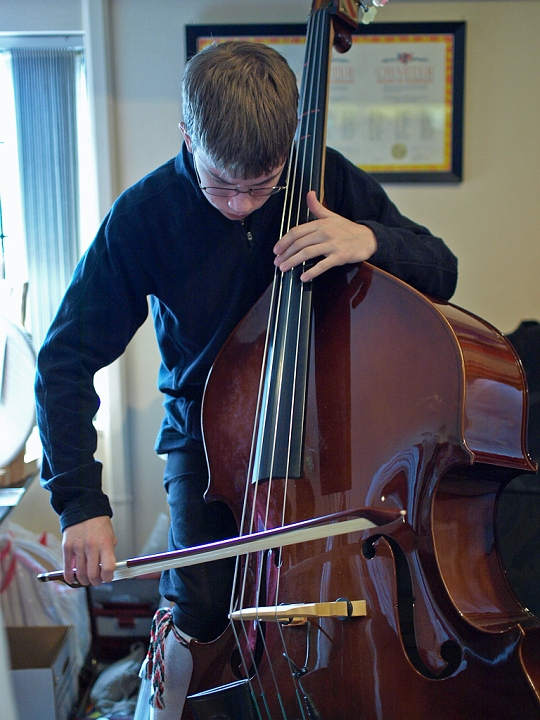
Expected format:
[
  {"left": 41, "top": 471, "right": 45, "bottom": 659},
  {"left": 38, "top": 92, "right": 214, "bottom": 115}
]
[{"left": 186, "top": 21, "right": 465, "bottom": 183}]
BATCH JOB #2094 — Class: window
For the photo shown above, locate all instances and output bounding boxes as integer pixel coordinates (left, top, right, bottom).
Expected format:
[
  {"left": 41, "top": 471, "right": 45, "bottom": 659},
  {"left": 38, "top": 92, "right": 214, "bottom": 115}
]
[
  {"left": 0, "top": 37, "right": 97, "bottom": 348},
  {"left": 0, "top": 52, "right": 26, "bottom": 321}
]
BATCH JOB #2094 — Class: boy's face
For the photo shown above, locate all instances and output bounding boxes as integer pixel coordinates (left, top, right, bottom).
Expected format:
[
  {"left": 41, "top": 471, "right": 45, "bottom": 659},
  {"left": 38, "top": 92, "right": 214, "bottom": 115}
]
[
  {"left": 193, "top": 151, "right": 287, "bottom": 222},
  {"left": 181, "top": 125, "right": 286, "bottom": 222}
]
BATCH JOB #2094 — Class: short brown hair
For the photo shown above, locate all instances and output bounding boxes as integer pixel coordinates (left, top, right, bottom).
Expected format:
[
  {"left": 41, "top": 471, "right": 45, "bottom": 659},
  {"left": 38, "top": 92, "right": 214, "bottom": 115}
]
[{"left": 182, "top": 41, "right": 299, "bottom": 178}]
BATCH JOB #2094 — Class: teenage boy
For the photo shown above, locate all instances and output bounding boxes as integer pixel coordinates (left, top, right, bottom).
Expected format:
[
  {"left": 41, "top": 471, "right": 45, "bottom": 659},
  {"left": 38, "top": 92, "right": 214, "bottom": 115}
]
[{"left": 36, "top": 41, "right": 457, "bottom": 717}]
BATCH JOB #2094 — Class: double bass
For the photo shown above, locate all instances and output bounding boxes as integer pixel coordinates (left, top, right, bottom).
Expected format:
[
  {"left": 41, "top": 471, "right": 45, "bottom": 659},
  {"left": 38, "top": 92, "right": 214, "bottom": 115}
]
[{"left": 185, "top": 2, "right": 540, "bottom": 718}]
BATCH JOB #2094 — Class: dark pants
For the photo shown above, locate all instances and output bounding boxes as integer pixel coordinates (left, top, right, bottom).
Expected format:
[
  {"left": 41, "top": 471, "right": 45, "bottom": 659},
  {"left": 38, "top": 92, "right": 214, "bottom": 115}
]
[{"left": 159, "top": 442, "right": 238, "bottom": 642}]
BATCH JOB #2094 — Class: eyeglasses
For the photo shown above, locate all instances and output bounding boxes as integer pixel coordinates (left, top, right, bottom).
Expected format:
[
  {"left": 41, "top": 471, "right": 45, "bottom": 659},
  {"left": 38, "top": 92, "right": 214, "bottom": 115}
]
[
  {"left": 194, "top": 154, "right": 286, "bottom": 198},
  {"left": 201, "top": 185, "right": 287, "bottom": 198}
]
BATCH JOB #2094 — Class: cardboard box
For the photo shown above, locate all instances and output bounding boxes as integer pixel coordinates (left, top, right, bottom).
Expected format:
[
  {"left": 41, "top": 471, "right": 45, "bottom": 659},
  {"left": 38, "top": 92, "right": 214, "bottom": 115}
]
[
  {"left": 0, "top": 449, "right": 38, "bottom": 487},
  {"left": 7, "top": 626, "right": 78, "bottom": 720}
]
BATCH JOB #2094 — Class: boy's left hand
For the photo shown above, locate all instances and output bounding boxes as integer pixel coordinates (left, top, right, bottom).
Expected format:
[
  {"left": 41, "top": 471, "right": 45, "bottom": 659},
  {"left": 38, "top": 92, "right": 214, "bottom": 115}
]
[{"left": 273, "top": 190, "right": 377, "bottom": 282}]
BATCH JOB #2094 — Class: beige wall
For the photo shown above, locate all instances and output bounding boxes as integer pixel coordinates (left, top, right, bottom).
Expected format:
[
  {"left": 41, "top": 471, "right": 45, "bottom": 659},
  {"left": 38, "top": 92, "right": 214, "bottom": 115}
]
[{"left": 2, "top": 0, "right": 540, "bottom": 547}]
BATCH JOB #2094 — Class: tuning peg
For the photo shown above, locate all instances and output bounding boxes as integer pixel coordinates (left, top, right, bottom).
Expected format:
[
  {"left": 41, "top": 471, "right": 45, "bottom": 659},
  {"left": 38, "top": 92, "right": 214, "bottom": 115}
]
[{"left": 361, "top": 6, "right": 378, "bottom": 23}]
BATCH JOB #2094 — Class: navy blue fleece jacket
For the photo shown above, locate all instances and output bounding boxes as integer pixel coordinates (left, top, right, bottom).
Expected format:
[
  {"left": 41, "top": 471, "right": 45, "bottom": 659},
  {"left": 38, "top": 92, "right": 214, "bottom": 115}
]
[{"left": 35, "top": 144, "right": 457, "bottom": 531}]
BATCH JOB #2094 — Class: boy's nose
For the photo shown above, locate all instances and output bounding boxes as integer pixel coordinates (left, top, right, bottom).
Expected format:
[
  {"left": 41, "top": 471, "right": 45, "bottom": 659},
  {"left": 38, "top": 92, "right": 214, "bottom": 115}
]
[{"left": 227, "top": 192, "right": 257, "bottom": 213}]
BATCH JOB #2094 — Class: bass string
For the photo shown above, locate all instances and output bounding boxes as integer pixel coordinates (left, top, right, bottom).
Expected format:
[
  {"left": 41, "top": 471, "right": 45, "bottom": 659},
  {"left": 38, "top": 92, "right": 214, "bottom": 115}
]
[
  {"left": 229, "top": 6, "right": 330, "bottom": 716},
  {"left": 270, "top": 11, "right": 328, "bottom": 710},
  {"left": 235, "top": 6, "right": 328, "bottom": 713},
  {"left": 270, "top": 0, "right": 327, "bottom": 612}
]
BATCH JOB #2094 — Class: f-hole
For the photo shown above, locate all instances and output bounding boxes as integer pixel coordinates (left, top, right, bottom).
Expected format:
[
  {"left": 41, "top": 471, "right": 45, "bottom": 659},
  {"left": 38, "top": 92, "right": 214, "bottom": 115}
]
[{"left": 362, "top": 534, "right": 462, "bottom": 679}]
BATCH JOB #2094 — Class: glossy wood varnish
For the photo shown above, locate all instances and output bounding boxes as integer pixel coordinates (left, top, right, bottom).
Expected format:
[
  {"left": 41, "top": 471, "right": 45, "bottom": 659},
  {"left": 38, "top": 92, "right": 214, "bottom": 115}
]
[{"left": 186, "top": 262, "right": 540, "bottom": 720}]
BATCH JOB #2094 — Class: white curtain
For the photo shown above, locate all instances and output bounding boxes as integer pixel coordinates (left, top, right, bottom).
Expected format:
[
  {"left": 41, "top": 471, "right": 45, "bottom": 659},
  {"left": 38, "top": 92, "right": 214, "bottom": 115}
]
[{"left": 9, "top": 48, "right": 82, "bottom": 348}]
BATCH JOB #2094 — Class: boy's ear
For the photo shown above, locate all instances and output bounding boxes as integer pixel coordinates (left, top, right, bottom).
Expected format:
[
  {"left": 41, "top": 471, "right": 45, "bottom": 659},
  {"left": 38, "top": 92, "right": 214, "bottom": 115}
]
[{"left": 179, "top": 122, "right": 193, "bottom": 152}]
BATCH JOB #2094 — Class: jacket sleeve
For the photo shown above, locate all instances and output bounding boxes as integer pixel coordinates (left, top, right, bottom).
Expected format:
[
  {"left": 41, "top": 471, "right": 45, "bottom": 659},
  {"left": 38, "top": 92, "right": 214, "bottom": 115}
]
[
  {"left": 35, "top": 210, "right": 152, "bottom": 532},
  {"left": 324, "top": 148, "right": 458, "bottom": 300}
]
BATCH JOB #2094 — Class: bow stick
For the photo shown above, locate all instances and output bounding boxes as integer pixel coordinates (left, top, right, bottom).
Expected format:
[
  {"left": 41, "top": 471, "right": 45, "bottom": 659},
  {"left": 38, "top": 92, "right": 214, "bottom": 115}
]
[{"left": 37, "top": 506, "right": 404, "bottom": 587}]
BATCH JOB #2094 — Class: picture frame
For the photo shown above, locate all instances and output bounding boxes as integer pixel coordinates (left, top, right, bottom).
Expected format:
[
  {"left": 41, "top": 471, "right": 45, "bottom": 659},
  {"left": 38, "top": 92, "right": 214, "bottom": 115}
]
[{"left": 186, "top": 21, "right": 466, "bottom": 183}]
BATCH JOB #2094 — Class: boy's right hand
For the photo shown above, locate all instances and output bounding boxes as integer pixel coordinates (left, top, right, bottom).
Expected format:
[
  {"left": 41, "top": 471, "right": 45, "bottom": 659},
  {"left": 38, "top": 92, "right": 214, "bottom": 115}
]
[{"left": 62, "top": 515, "right": 117, "bottom": 586}]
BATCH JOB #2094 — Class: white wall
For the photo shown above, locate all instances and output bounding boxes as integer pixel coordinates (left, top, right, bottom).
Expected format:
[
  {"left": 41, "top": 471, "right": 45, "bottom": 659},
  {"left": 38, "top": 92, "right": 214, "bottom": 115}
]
[
  {"left": 0, "top": 0, "right": 80, "bottom": 30},
  {"left": 3, "top": 0, "right": 540, "bottom": 552}
]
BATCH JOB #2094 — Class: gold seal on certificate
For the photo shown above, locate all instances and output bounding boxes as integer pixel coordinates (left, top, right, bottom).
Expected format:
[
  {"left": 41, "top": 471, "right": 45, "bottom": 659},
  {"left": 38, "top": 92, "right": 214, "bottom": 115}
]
[{"left": 391, "top": 143, "right": 408, "bottom": 160}]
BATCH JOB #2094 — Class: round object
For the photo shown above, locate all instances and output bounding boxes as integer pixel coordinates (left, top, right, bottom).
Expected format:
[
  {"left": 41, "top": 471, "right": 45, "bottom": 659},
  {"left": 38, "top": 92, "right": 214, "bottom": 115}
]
[{"left": 0, "top": 314, "right": 36, "bottom": 468}]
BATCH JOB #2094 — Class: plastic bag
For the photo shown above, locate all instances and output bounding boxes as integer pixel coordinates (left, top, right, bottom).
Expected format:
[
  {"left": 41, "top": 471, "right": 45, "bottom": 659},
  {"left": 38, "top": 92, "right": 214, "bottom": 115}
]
[
  {"left": 0, "top": 521, "right": 91, "bottom": 669},
  {"left": 90, "top": 641, "right": 147, "bottom": 716}
]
